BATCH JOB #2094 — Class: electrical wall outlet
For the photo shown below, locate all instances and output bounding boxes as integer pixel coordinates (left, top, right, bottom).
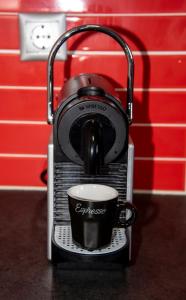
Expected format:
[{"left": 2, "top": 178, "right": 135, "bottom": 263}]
[{"left": 19, "top": 13, "right": 66, "bottom": 61}]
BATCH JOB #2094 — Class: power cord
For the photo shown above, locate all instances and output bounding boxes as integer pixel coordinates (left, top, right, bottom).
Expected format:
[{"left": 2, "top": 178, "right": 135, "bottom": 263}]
[{"left": 40, "top": 169, "right": 47, "bottom": 185}]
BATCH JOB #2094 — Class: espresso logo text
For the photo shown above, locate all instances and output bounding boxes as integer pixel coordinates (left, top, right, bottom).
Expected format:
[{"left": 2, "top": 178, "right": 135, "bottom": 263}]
[{"left": 75, "top": 203, "right": 106, "bottom": 215}]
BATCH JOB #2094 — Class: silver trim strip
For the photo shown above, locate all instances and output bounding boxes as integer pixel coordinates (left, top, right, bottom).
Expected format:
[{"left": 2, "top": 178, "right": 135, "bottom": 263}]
[
  {"left": 0, "top": 186, "right": 185, "bottom": 194},
  {"left": 1, "top": 49, "right": 186, "bottom": 56},
  {"left": 132, "top": 123, "right": 186, "bottom": 127},
  {"left": 0, "top": 153, "right": 47, "bottom": 158},
  {"left": 0, "top": 153, "right": 185, "bottom": 161},
  {"left": 0, "top": 119, "right": 185, "bottom": 127},
  {"left": 116, "top": 88, "right": 186, "bottom": 92},
  {"left": 67, "top": 13, "right": 186, "bottom": 17},
  {"left": 0, "top": 186, "right": 47, "bottom": 191},
  {"left": 0, "top": 85, "right": 185, "bottom": 92},
  {"left": 126, "top": 138, "right": 134, "bottom": 202},
  {"left": 68, "top": 50, "right": 186, "bottom": 56},
  {"left": 126, "top": 138, "right": 134, "bottom": 260},
  {"left": 1, "top": 12, "right": 186, "bottom": 17},
  {"left": 134, "top": 189, "right": 186, "bottom": 195},
  {"left": 47, "top": 135, "right": 54, "bottom": 260}
]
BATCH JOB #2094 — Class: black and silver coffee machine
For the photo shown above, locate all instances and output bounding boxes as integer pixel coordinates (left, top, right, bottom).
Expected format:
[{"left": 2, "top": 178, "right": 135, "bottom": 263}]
[{"left": 47, "top": 25, "right": 135, "bottom": 266}]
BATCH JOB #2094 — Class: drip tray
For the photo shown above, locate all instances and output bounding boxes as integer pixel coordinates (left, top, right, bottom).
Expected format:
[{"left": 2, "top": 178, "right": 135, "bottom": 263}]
[{"left": 54, "top": 225, "right": 127, "bottom": 255}]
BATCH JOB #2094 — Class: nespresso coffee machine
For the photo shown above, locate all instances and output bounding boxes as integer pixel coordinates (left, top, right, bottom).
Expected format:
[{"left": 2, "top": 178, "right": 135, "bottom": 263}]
[{"left": 47, "top": 25, "right": 134, "bottom": 267}]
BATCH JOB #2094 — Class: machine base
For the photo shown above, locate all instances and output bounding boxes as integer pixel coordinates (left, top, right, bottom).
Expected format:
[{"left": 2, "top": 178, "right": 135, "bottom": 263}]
[
  {"left": 55, "top": 225, "right": 127, "bottom": 255},
  {"left": 51, "top": 226, "right": 130, "bottom": 268}
]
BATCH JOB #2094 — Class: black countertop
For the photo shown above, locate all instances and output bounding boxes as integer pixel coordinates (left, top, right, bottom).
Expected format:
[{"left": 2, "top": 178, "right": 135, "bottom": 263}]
[{"left": 0, "top": 191, "right": 186, "bottom": 300}]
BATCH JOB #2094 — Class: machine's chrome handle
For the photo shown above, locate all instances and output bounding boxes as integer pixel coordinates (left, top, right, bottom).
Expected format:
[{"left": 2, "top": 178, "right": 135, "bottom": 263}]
[{"left": 47, "top": 24, "right": 134, "bottom": 124}]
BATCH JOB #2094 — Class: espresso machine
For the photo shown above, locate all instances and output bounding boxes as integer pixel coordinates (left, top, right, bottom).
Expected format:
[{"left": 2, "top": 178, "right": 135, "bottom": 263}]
[{"left": 47, "top": 25, "right": 135, "bottom": 267}]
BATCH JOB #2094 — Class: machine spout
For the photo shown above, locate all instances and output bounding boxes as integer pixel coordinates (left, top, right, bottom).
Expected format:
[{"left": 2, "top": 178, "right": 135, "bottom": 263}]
[{"left": 81, "top": 119, "right": 103, "bottom": 175}]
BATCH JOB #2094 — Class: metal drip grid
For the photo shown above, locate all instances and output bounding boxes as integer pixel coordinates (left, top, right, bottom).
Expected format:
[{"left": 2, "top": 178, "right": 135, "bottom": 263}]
[{"left": 54, "top": 225, "right": 127, "bottom": 255}]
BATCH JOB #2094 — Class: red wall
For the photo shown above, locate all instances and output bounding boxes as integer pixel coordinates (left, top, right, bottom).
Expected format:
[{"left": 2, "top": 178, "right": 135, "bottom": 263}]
[{"left": 0, "top": 0, "right": 185, "bottom": 193}]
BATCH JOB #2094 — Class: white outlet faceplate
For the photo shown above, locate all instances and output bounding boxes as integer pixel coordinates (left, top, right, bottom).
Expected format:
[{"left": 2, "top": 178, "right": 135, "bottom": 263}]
[{"left": 19, "top": 13, "right": 66, "bottom": 61}]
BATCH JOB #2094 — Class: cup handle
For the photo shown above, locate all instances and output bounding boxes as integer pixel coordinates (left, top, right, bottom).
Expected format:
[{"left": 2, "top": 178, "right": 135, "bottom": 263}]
[{"left": 117, "top": 202, "right": 137, "bottom": 228}]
